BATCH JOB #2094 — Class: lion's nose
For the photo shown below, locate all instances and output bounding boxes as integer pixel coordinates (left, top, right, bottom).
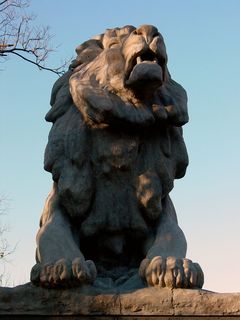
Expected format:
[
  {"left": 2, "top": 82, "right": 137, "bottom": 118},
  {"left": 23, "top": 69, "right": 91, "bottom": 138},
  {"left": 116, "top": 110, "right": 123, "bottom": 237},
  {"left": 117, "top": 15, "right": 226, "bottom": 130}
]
[{"left": 135, "top": 25, "right": 159, "bottom": 44}]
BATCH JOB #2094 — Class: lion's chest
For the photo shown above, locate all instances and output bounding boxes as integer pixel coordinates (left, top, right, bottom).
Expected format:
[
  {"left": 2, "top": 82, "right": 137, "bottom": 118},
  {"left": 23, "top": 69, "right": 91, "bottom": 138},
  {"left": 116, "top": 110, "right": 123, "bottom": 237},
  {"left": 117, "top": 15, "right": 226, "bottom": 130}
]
[
  {"left": 91, "top": 129, "right": 139, "bottom": 172},
  {"left": 80, "top": 128, "right": 149, "bottom": 238}
]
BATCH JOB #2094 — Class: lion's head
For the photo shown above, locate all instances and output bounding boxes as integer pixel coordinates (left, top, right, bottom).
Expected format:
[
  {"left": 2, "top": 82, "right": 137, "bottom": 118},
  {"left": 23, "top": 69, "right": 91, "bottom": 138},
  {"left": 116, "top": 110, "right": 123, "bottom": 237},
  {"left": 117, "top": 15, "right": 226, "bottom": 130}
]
[
  {"left": 72, "top": 25, "right": 168, "bottom": 97},
  {"left": 46, "top": 25, "right": 188, "bottom": 129},
  {"left": 68, "top": 25, "right": 168, "bottom": 118},
  {"left": 67, "top": 24, "right": 188, "bottom": 131}
]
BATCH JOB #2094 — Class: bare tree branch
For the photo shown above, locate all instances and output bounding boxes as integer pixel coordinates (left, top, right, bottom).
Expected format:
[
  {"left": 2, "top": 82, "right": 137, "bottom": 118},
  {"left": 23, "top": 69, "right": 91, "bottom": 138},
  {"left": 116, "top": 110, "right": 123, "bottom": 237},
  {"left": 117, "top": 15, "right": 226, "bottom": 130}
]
[
  {"left": 0, "top": 197, "right": 11, "bottom": 259},
  {"left": 0, "top": 0, "right": 67, "bottom": 76},
  {"left": 10, "top": 50, "right": 65, "bottom": 75},
  {"left": 0, "top": 196, "right": 17, "bottom": 286}
]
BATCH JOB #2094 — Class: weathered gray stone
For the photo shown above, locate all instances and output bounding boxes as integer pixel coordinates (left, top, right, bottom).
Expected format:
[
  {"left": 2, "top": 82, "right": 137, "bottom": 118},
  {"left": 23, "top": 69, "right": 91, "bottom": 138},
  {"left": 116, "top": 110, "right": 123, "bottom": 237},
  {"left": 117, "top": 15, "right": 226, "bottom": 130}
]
[
  {"left": 0, "top": 284, "right": 240, "bottom": 316},
  {"left": 31, "top": 24, "right": 204, "bottom": 291}
]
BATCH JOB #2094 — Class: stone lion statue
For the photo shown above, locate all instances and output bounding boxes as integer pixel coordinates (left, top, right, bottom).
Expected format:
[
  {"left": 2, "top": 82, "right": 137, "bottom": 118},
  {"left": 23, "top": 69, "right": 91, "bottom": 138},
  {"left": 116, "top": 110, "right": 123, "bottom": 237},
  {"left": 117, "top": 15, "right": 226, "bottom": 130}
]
[{"left": 31, "top": 25, "right": 204, "bottom": 289}]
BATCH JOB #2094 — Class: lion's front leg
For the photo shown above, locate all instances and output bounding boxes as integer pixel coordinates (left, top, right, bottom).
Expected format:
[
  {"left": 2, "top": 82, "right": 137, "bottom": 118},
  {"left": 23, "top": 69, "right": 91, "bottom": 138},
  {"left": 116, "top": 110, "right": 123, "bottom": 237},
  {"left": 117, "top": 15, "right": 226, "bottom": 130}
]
[
  {"left": 139, "top": 195, "right": 204, "bottom": 289},
  {"left": 31, "top": 185, "right": 97, "bottom": 288}
]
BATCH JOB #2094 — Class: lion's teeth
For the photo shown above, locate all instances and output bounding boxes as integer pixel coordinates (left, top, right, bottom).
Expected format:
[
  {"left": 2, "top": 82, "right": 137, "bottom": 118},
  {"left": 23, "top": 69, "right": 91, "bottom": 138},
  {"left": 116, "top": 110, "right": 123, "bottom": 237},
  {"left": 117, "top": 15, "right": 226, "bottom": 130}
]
[{"left": 137, "top": 56, "right": 142, "bottom": 64}]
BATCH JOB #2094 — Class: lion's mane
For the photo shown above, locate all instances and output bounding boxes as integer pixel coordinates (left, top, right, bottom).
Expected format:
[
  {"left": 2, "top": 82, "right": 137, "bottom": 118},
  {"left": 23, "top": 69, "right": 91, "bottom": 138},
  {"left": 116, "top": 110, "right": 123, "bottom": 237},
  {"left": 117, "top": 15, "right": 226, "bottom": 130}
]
[{"left": 42, "top": 25, "right": 189, "bottom": 241}]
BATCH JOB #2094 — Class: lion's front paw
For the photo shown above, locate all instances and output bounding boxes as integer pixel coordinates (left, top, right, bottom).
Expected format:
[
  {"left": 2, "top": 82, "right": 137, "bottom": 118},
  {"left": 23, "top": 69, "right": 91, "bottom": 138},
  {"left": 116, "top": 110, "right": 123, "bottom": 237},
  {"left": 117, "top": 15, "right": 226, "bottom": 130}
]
[
  {"left": 31, "top": 258, "right": 97, "bottom": 288},
  {"left": 139, "top": 256, "right": 204, "bottom": 289}
]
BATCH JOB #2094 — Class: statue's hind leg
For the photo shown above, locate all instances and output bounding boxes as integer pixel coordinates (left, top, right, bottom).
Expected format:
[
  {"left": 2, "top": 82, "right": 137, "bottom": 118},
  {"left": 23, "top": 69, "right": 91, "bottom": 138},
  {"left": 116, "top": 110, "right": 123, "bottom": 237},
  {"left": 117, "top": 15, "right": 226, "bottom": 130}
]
[
  {"left": 31, "top": 184, "right": 96, "bottom": 288},
  {"left": 139, "top": 195, "right": 204, "bottom": 288}
]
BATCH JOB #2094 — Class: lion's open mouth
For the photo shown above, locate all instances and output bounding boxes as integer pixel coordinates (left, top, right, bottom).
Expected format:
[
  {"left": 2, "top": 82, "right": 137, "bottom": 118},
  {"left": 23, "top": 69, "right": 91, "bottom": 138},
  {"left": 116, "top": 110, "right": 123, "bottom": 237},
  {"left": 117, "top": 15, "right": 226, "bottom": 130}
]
[
  {"left": 125, "top": 49, "right": 163, "bottom": 89},
  {"left": 133, "top": 50, "right": 158, "bottom": 66}
]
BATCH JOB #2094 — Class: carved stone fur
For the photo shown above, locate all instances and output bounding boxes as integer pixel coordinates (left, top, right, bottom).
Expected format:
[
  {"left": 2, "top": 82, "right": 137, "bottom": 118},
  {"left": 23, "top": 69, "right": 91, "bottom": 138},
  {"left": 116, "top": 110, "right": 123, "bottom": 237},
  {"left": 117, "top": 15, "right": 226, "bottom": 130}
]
[{"left": 31, "top": 25, "right": 204, "bottom": 289}]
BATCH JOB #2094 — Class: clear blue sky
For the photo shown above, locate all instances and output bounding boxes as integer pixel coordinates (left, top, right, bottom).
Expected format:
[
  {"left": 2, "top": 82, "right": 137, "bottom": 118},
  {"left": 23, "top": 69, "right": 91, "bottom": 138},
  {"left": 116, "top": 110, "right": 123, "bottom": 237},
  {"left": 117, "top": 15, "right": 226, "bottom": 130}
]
[{"left": 1, "top": 0, "right": 240, "bottom": 292}]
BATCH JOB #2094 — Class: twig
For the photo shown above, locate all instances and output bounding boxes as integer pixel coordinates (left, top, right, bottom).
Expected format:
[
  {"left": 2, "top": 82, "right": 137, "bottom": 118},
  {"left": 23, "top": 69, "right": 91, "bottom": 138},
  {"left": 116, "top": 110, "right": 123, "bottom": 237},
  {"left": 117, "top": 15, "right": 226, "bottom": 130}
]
[{"left": 11, "top": 50, "right": 64, "bottom": 75}]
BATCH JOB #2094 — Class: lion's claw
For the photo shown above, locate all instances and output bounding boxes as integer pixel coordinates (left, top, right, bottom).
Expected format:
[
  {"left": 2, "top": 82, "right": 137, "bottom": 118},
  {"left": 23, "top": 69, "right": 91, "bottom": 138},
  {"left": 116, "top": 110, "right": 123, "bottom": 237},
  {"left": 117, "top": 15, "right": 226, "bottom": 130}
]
[
  {"left": 72, "top": 258, "right": 97, "bottom": 283},
  {"left": 31, "top": 258, "right": 97, "bottom": 288},
  {"left": 139, "top": 256, "right": 204, "bottom": 289}
]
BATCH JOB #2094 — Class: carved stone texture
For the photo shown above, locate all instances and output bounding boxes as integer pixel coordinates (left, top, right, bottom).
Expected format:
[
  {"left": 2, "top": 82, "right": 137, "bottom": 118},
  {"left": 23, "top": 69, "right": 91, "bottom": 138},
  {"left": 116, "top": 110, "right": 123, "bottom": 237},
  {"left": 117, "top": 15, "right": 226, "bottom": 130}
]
[
  {"left": 31, "top": 24, "right": 204, "bottom": 289},
  {"left": 1, "top": 284, "right": 240, "bottom": 316}
]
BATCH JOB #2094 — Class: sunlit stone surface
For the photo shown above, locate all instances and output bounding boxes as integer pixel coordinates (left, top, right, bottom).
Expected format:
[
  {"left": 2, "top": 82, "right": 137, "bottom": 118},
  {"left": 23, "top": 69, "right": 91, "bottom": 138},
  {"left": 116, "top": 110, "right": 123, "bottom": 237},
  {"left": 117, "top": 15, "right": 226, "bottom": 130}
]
[{"left": 30, "top": 25, "right": 204, "bottom": 291}]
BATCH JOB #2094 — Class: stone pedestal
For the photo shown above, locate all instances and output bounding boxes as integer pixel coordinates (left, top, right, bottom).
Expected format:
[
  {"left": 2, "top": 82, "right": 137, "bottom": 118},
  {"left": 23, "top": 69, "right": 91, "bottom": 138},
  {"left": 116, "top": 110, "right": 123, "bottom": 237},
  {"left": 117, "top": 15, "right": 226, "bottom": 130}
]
[{"left": 0, "top": 283, "right": 240, "bottom": 318}]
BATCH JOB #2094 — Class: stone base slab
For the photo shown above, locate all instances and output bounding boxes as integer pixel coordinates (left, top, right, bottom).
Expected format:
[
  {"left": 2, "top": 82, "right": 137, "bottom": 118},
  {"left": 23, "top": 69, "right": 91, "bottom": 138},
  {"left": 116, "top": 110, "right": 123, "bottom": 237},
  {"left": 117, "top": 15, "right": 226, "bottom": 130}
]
[
  {"left": 1, "top": 317, "right": 240, "bottom": 320},
  {"left": 0, "top": 283, "right": 240, "bottom": 317}
]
